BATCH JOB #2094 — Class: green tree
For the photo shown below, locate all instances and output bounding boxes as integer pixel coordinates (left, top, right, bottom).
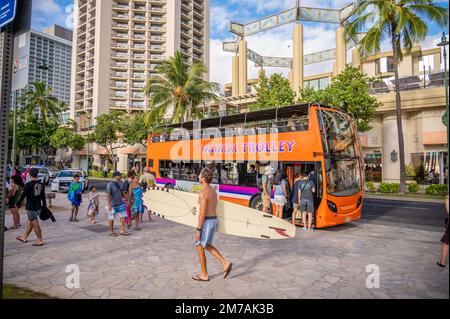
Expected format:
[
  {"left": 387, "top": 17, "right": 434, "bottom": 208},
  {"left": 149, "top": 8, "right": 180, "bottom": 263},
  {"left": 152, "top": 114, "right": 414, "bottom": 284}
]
[
  {"left": 19, "top": 82, "right": 65, "bottom": 130},
  {"left": 346, "top": 0, "right": 448, "bottom": 193},
  {"left": 299, "top": 67, "right": 382, "bottom": 132},
  {"left": 253, "top": 73, "right": 295, "bottom": 110},
  {"left": 50, "top": 127, "right": 86, "bottom": 168},
  {"left": 121, "top": 112, "right": 150, "bottom": 149},
  {"left": 87, "top": 111, "right": 126, "bottom": 170},
  {"left": 144, "top": 51, "right": 219, "bottom": 124},
  {"left": 16, "top": 116, "right": 59, "bottom": 163}
]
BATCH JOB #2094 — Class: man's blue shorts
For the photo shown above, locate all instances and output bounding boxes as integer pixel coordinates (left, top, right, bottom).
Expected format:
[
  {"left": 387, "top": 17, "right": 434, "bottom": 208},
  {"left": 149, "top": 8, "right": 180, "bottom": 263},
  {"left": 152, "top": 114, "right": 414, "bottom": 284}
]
[{"left": 195, "top": 217, "right": 218, "bottom": 248}]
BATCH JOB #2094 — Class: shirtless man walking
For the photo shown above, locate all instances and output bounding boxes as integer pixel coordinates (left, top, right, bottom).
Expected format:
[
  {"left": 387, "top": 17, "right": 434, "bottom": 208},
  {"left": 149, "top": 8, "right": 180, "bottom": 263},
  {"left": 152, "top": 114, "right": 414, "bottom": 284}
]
[{"left": 192, "top": 168, "right": 233, "bottom": 282}]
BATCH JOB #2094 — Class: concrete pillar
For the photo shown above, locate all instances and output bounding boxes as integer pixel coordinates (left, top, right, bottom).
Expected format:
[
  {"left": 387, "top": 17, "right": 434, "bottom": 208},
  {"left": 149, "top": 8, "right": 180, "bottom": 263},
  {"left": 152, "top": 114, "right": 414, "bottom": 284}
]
[
  {"left": 232, "top": 55, "right": 239, "bottom": 97},
  {"left": 335, "top": 26, "right": 346, "bottom": 75},
  {"left": 352, "top": 46, "right": 361, "bottom": 69},
  {"left": 238, "top": 39, "right": 248, "bottom": 96},
  {"left": 258, "top": 68, "right": 265, "bottom": 79},
  {"left": 292, "top": 24, "right": 304, "bottom": 96},
  {"left": 382, "top": 113, "right": 408, "bottom": 183}
]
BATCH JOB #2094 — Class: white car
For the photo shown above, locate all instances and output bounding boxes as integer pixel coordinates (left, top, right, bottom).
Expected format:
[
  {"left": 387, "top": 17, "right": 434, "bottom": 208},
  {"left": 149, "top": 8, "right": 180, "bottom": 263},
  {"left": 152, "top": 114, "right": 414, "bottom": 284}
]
[
  {"left": 26, "top": 166, "right": 50, "bottom": 185},
  {"left": 51, "top": 169, "right": 89, "bottom": 193}
]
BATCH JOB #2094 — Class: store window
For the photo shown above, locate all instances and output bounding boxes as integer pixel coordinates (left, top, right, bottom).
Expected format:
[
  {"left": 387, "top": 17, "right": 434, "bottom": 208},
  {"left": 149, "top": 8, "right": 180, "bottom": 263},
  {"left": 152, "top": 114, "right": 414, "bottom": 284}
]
[
  {"left": 418, "top": 55, "right": 434, "bottom": 73},
  {"left": 376, "top": 57, "right": 394, "bottom": 74},
  {"left": 364, "top": 153, "right": 382, "bottom": 182}
]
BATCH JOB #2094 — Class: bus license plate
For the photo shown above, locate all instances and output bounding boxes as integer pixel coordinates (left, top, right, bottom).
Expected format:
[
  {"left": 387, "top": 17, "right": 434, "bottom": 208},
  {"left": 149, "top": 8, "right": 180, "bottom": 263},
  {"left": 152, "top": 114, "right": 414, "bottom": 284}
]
[{"left": 346, "top": 217, "right": 351, "bottom": 223}]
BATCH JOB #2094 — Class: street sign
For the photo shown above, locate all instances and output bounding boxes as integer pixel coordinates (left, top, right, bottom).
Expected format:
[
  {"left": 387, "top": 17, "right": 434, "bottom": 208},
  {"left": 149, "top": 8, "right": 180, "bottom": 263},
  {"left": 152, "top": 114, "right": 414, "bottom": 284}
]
[{"left": 0, "top": 0, "right": 17, "bottom": 28}]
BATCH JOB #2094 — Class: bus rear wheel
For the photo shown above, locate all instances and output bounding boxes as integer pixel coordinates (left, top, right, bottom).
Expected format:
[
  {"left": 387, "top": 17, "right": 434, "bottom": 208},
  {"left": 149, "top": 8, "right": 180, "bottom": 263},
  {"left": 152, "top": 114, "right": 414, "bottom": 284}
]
[
  {"left": 165, "top": 183, "right": 174, "bottom": 189},
  {"left": 250, "top": 194, "right": 272, "bottom": 214}
]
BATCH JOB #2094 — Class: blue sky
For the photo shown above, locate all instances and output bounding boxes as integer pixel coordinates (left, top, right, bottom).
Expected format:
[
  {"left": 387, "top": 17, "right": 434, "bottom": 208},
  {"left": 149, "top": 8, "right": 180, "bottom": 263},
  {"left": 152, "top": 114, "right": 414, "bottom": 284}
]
[{"left": 32, "top": 0, "right": 449, "bottom": 86}]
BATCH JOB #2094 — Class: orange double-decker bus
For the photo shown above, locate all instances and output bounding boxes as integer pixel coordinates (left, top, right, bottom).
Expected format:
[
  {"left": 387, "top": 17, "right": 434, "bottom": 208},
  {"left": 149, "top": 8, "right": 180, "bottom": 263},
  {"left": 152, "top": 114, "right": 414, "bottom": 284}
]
[{"left": 146, "top": 103, "right": 364, "bottom": 228}]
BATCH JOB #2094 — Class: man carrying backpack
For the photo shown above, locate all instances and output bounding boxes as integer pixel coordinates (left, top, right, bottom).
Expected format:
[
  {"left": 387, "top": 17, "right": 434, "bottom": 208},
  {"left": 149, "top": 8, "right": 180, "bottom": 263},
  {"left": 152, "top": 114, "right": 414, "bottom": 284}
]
[
  {"left": 261, "top": 166, "right": 274, "bottom": 214},
  {"left": 15, "top": 168, "right": 46, "bottom": 246}
]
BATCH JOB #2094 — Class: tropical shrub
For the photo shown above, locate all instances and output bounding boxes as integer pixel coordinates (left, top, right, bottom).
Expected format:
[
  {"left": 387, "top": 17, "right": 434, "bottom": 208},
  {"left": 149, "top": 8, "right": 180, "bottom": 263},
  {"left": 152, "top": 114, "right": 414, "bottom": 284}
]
[
  {"left": 379, "top": 183, "right": 400, "bottom": 193},
  {"left": 407, "top": 183, "right": 419, "bottom": 193},
  {"left": 365, "top": 181, "right": 376, "bottom": 192},
  {"left": 425, "top": 184, "right": 447, "bottom": 196}
]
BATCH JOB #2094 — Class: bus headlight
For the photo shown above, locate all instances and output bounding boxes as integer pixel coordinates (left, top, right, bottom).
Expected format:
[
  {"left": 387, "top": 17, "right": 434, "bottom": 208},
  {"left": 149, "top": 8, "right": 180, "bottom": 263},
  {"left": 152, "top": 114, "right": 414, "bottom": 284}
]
[
  {"left": 357, "top": 197, "right": 362, "bottom": 208},
  {"left": 327, "top": 200, "right": 338, "bottom": 213}
]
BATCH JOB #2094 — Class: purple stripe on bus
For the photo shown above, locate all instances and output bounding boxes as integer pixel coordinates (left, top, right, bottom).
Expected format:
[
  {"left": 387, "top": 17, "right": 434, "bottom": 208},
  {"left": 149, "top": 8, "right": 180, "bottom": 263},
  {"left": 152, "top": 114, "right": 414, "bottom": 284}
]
[
  {"left": 156, "top": 178, "right": 176, "bottom": 185},
  {"left": 219, "top": 185, "right": 259, "bottom": 196}
]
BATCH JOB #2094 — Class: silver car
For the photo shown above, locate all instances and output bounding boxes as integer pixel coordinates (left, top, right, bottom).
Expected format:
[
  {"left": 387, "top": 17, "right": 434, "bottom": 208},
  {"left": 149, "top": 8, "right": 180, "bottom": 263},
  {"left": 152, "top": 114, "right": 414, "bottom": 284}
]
[{"left": 51, "top": 169, "right": 89, "bottom": 193}]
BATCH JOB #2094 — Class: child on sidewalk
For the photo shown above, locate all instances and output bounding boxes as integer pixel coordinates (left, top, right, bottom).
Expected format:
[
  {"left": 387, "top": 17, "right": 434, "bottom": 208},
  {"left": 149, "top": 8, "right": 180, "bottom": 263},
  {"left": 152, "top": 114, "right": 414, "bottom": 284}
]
[{"left": 87, "top": 186, "right": 99, "bottom": 224}]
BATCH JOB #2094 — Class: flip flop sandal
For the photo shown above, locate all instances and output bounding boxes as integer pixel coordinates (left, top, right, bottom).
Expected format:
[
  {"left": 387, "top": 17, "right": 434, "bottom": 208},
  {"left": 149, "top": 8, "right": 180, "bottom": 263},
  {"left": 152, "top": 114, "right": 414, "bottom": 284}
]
[
  {"left": 437, "top": 262, "right": 446, "bottom": 268},
  {"left": 109, "top": 233, "right": 118, "bottom": 237},
  {"left": 119, "top": 232, "right": 130, "bottom": 236},
  {"left": 32, "top": 243, "right": 44, "bottom": 247},
  {"left": 224, "top": 263, "right": 233, "bottom": 279},
  {"left": 16, "top": 236, "right": 28, "bottom": 243},
  {"left": 192, "top": 275, "right": 209, "bottom": 282},
  {"left": 134, "top": 227, "right": 142, "bottom": 231}
]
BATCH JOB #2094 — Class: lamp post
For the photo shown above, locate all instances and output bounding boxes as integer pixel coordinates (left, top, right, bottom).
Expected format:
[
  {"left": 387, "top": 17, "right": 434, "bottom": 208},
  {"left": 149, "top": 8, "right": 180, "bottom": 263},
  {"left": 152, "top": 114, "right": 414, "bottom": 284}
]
[{"left": 437, "top": 32, "right": 449, "bottom": 190}]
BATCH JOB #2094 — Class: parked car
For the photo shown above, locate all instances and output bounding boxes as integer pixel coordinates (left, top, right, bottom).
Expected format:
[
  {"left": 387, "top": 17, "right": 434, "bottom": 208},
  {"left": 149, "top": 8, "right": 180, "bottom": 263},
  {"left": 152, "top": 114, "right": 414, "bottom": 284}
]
[
  {"left": 47, "top": 167, "right": 60, "bottom": 179},
  {"left": 51, "top": 169, "right": 89, "bottom": 193},
  {"left": 25, "top": 166, "right": 50, "bottom": 185}
]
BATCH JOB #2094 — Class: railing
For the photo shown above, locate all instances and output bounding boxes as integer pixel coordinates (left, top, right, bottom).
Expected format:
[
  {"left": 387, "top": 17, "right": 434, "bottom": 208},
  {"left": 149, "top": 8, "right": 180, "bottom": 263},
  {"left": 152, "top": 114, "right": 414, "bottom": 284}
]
[{"left": 368, "top": 72, "right": 448, "bottom": 94}]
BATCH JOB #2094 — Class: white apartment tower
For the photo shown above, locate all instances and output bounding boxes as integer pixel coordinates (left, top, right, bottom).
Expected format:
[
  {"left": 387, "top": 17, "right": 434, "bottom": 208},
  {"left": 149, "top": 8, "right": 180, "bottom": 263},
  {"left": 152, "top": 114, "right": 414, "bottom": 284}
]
[{"left": 70, "top": 0, "right": 210, "bottom": 131}]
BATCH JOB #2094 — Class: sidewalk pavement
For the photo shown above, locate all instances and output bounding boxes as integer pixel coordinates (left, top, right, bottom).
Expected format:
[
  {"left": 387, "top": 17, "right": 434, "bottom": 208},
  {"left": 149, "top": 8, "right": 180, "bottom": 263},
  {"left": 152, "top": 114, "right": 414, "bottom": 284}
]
[{"left": 2, "top": 192, "right": 449, "bottom": 299}]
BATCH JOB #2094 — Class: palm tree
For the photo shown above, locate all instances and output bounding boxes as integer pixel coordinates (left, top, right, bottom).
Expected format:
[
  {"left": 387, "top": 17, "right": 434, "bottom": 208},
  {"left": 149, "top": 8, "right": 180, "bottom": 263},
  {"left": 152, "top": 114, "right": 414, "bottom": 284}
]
[
  {"left": 346, "top": 0, "right": 448, "bottom": 193},
  {"left": 19, "top": 81, "right": 63, "bottom": 127},
  {"left": 144, "top": 51, "right": 219, "bottom": 124}
]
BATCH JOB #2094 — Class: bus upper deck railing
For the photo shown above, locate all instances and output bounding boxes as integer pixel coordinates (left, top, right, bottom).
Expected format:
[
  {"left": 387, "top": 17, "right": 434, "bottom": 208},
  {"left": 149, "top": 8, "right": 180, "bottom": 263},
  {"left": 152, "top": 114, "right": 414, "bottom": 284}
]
[{"left": 150, "top": 121, "right": 309, "bottom": 143}]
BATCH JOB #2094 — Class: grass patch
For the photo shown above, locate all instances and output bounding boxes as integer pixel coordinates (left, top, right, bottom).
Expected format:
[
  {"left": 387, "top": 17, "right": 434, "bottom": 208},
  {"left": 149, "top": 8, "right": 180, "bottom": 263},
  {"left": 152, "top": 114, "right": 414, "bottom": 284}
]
[{"left": 3, "top": 284, "right": 56, "bottom": 299}]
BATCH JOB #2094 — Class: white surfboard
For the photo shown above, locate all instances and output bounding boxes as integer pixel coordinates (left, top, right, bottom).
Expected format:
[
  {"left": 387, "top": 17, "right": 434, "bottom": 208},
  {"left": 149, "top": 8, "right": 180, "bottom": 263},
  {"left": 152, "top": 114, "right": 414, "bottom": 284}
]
[{"left": 142, "top": 187, "right": 296, "bottom": 240}]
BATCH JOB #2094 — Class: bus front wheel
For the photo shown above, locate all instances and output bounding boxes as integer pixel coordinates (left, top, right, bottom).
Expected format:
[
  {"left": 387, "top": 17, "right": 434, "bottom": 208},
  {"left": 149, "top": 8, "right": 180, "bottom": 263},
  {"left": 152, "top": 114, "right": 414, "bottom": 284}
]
[
  {"left": 250, "top": 194, "right": 272, "bottom": 214},
  {"left": 165, "top": 183, "right": 174, "bottom": 190}
]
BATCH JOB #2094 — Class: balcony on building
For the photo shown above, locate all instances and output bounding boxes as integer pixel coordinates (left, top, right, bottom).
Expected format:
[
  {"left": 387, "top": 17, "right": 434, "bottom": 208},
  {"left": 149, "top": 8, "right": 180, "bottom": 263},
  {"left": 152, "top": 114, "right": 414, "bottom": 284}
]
[
  {"left": 133, "top": 32, "right": 146, "bottom": 40},
  {"left": 113, "top": 23, "right": 129, "bottom": 30},
  {"left": 113, "top": 3, "right": 130, "bottom": 11},
  {"left": 114, "top": 52, "right": 129, "bottom": 59},
  {"left": 111, "top": 62, "right": 129, "bottom": 69},
  {"left": 132, "top": 81, "right": 145, "bottom": 88},
  {"left": 112, "top": 13, "right": 130, "bottom": 20},
  {"left": 132, "top": 62, "right": 146, "bottom": 69},
  {"left": 113, "top": 81, "right": 128, "bottom": 88},
  {"left": 149, "top": 6, "right": 166, "bottom": 14},
  {"left": 134, "top": 24, "right": 146, "bottom": 30},
  {"left": 149, "top": 16, "right": 166, "bottom": 23},
  {"left": 150, "top": 26, "right": 166, "bottom": 33},
  {"left": 150, "top": 35, "right": 165, "bottom": 42},
  {"left": 132, "top": 53, "right": 147, "bottom": 60},
  {"left": 134, "top": 14, "right": 146, "bottom": 21}
]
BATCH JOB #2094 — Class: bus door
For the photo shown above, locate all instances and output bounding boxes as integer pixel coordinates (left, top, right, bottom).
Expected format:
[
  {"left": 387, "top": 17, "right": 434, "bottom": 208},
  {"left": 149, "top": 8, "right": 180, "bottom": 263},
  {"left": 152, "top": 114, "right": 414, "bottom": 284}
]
[
  {"left": 282, "top": 162, "right": 314, "bottom": 219},
  {"left": 312, "top": 161, "right": 324, "bottom": 228}
]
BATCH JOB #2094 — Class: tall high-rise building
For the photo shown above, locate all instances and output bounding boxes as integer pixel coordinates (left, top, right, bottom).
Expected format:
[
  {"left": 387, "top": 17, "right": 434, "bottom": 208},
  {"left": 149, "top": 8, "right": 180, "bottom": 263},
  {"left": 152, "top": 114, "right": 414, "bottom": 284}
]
[
  {"left": 12, "top": 25, "right": 73, "bottom": 110},
  {"left": 10, "top": 24, "right": 73, "bottom": 165},
  {"left": 70, "top": 0, "right": 210, "bottom": 131}
]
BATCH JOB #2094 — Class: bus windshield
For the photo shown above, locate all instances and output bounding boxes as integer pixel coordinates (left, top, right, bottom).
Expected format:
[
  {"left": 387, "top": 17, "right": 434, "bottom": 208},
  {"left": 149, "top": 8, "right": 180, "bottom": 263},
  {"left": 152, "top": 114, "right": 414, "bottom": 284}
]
[{"left": 320, "top": 109, "right": 362, "bottom": 196}]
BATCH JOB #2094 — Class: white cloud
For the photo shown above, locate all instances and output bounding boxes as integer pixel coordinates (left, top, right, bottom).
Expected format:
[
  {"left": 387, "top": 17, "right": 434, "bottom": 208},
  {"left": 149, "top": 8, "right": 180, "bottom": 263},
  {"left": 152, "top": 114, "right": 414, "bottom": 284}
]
[
  {"left": 33, "top": 0, "right": 63, "bottom": 15},
  {"left": 211, "top": 5, "right": 236, "bottom": 33},
  {"left": 32, "top": 0, "right": 67, "bottom": 30}
]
